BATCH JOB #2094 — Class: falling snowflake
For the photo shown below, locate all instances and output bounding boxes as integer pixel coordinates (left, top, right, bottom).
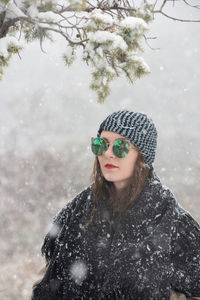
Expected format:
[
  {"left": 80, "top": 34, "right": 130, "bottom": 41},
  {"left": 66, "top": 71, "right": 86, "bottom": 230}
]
[{"left": 69, "top": 260, "right": 88, "bottom": 285}]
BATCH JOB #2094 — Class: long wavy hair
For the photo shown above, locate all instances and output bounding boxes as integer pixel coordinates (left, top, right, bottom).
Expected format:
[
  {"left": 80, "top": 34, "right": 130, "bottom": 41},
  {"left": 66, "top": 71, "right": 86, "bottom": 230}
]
[{"left": 85, "top": 150, "right": 150, "bottom": 228}]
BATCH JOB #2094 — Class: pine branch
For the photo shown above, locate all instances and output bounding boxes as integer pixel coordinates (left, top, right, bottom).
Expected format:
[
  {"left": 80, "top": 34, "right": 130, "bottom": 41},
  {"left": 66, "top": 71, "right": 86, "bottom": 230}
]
[{"left": 0, "top": 0, "right": 200, "bottom": 103}]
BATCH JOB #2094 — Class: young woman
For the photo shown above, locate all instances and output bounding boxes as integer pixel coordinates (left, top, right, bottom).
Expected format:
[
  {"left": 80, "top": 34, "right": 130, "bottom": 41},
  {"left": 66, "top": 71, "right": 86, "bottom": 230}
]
[{"left": 32, "top": 110, "right": 200, "bottom": 299}]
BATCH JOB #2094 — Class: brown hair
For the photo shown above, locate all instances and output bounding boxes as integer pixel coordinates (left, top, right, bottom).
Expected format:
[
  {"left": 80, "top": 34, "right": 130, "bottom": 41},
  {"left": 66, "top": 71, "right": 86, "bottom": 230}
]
[{"left": 85, "top": 150, "right": 150, "bottom": 228}]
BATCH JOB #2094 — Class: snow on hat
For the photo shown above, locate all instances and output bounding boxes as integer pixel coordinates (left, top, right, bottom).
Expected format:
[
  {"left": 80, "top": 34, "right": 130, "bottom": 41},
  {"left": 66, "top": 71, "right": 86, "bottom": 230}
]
[{"left": 97, "top": 110, "right": 157, "bottom": 166}]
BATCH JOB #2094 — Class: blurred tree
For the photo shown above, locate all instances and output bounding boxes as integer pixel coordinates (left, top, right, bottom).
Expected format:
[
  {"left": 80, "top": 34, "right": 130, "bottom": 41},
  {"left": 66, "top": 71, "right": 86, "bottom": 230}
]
[{"left": 0, "top": 0, "right": 199, "bottom": 102}]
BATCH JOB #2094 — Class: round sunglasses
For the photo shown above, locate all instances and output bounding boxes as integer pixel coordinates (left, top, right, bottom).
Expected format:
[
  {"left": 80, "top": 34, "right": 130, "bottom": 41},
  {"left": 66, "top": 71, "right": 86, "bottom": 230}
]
[{"left": 91, "top": 137, "right": 135, "bottom": 158}]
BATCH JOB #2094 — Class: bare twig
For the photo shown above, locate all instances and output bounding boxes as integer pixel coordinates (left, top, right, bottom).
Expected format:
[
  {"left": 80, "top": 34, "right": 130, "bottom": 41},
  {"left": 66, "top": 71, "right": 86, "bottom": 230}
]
[
  {"left": 152, "top": 0, "right": 159, "bottom": 10},
  {"left": 18, "top": 20, "right": 23, "bottom": 41},
  {"left": 183, "top": 0, "right": 200, "bottom": 9},
  {"left": 17, "top": 50, "right": 22, "bottom": 59},
  {"left": 160, "top": 0, "right": 168, "bottom": 11},
  {"left": 154, "top": 9, "right": 200, "bottom": 22},
  {"left": 37, "top": 20, "right": 83, "bottom": 30},
  {"left": 37, "top": 24, "right": 87, "bottom": 46},
  {"left": 143, "top": 35, "right": 160, "bottom": 50},
  {"left": 39, "top": 35, "right": 47, "bottom": 54}
]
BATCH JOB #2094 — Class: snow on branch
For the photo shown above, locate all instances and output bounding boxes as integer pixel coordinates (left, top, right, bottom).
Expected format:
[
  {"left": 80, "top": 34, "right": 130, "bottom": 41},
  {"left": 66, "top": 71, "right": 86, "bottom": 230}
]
[{"left": 0, "top": 0, "right": 200, "bottom": 102}]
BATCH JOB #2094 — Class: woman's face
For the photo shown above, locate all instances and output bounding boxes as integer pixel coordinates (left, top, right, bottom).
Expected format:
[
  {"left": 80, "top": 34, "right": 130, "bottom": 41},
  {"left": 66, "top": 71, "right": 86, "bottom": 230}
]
[{"left": 98, "top": 131, "right": 139, "bottom": 190}]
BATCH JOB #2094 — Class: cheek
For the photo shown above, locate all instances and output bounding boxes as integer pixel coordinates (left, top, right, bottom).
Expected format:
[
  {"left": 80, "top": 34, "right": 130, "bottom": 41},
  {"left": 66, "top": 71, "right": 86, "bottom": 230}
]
[
  {"left": 122, "top": 154, "right": 138, "bottom": 174},
  {"left": 122, "top": 162, "right": 134, "bottom": 176}
]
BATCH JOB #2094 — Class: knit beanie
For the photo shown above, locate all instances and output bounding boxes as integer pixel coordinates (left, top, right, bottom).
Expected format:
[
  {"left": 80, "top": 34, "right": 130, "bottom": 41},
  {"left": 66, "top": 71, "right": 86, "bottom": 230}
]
[{"left": 97, "top": 110, "right": 157, "bottom": 166}]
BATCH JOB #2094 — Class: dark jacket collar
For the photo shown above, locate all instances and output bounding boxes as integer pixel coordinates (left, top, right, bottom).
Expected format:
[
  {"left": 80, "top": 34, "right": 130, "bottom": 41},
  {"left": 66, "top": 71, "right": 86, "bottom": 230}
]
[{"left": 111, "top": 167, "right": 175, "bottom": 239}]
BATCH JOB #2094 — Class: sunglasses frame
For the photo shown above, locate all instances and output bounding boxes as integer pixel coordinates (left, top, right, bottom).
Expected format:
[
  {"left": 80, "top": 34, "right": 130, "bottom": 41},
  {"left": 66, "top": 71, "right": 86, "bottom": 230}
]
[{"left": 91, "top": 137, "right": 136, "bottom": 158}]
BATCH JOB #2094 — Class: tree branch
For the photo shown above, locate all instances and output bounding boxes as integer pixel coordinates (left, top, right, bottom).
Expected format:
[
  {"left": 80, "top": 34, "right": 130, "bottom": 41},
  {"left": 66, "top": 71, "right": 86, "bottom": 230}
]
[
  {"left": 182, "top": 0, "right": 200, "bottom": 9},
  {"left": 143, "top": 35, "right": 159, "bottom": 50},
  {"left": 58, "top": 4, "right": 136, "bottom": 14},
  {"left": 154, "top": 9, "right": 200, "bottom": 22},
  {"left": 37, "top": 24, "right": 87, "bottom": 47},
  {"left": 0, "top": 15, "right": 28, "bottom": 38},
  {"left": 160, "top": 0, "right": 168, "bottom": 11}
]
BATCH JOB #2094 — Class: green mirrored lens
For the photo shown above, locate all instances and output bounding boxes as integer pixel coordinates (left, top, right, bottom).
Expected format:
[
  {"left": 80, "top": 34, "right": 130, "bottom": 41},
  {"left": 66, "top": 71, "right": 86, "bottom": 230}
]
[
  {"left": 91, "top": 138, "right": 108, "bottom": 156},
  {"left": 113, "top": 140, "right": 130, "bottom": 158}
]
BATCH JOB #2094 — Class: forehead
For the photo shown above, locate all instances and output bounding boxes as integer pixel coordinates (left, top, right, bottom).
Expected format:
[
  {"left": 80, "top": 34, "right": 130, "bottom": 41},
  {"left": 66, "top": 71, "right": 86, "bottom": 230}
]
[{"left": 100, "top": 131, "right": 126, "bottom": 141}]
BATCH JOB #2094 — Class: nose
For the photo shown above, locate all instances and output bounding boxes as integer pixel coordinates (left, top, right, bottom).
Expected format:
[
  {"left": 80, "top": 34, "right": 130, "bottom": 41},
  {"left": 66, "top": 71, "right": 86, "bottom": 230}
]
[{"left": 104, "top": 144, "right": 115, "bottom": 158}]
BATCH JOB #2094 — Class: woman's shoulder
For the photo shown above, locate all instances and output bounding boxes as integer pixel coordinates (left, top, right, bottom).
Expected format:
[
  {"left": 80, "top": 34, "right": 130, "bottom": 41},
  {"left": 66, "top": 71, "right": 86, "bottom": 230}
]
[
  {"left": 53, "top": 185, "right": 93, "bottom": 226},
  {"left": 170, "top": 200, "right": 200, "bottom": 292},
  {"left": 41, "top": 185, "right": 93, "bottom": 260},
  {"left": 172, "top": 204, "right": 200, "bottom": 238},
  {"left": 149, "top": 171, "right": 200, "bottom": 262},
  {"left": 147, "top": 169, "right": 200, "bottom": 230},
  {"left": 166, "top": 192, "right": 200, "bottom": 252},
  {"left": 146, "top": 168, "right": 177, "bottom": 208}
]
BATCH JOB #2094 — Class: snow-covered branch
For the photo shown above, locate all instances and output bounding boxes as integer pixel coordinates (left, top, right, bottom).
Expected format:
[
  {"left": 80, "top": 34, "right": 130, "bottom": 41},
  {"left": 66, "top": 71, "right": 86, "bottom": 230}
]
[{"left": 0, "top": 0, "right": 200, "bottom": 102}]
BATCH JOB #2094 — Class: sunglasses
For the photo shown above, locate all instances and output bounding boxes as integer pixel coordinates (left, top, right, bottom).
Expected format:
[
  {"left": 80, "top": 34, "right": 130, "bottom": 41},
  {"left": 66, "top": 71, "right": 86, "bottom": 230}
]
[{"left": 91, "top": 137, "right": 135, "bottom": 158}]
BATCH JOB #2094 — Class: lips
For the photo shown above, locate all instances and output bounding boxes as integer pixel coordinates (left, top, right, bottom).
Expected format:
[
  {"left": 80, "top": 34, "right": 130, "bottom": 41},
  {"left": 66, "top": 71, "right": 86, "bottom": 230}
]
[{"left": 105, "top": 164, "right": 118, "bottom": 169}]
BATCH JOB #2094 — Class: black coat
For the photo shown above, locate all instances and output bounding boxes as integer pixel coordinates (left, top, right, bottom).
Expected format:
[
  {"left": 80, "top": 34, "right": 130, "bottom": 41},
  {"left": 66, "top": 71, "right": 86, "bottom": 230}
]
[{"left": 32, "top": 169, "right": 200, "bottom": 300}]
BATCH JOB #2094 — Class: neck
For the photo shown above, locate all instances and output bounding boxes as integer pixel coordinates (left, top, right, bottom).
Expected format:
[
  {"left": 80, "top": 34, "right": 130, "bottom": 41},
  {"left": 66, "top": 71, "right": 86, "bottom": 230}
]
[{"left": 114, "top": 178, "right": 131, "bottom": 192}]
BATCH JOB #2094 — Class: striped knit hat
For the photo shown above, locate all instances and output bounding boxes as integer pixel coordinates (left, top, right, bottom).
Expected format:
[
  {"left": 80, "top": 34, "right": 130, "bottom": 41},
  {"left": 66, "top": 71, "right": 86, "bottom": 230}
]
[{"left": 97, "top": 110, "right": 157, "bottom": 166}]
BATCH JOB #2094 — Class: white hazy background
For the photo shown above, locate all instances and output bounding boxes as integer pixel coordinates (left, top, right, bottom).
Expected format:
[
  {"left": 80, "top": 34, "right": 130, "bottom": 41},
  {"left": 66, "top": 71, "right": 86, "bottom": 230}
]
[{"left": 0, "top": 3, "right": 200, "bottom": 299}]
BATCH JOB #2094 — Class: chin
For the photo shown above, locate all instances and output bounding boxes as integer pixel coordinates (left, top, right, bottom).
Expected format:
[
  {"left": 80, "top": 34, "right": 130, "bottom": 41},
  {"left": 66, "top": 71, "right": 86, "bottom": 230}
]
[{"left": 103, "top": 173, "right": 119, "bottom": 183}]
